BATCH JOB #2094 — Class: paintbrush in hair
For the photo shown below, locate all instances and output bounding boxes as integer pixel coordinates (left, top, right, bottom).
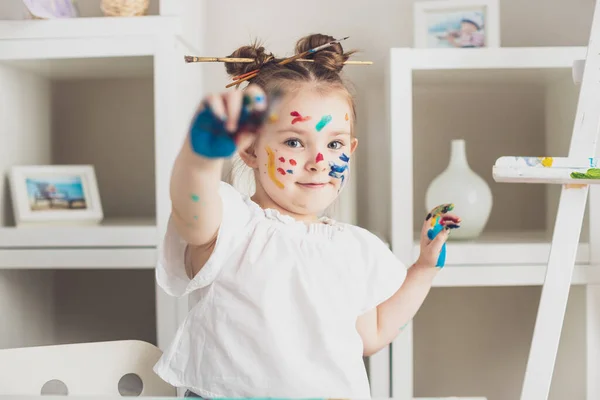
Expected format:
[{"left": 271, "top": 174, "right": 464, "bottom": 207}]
[{"left": 225, "top": 36, "right": 350, "bottom": 88}]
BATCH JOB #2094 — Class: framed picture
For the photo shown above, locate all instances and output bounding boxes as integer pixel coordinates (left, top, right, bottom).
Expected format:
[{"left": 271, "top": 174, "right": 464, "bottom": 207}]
[
  {"left": 414, "top": 0, "right": 500, "bottom": 48},
  {"left": 9, "top": 165, "right": 103, "bottom": 227}
]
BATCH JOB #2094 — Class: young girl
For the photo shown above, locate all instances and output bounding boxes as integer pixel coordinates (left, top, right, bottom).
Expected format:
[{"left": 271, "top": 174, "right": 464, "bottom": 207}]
[{"left": 153, "top": 33, "right": 460, "bottom": 399}]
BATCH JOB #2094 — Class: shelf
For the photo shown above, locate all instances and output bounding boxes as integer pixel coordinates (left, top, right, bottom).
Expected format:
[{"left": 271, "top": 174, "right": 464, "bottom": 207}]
[
  {"left": 432, "top": 264, "right": 600, "bottom": 287},
  {"left": 392, "top": 47, "right": 588, "bottom": 86},
  {"left": 0, "top": 217, "right": 157, "bottom": 248},
  {"left": 0, "top": 16, "right": 182, "bottom": 63},
  {"left": 398, "top": 46, "right": 587, "bottom": 70},
  {"left": 0, "top": 248, "right": 157, "bottom": 269},
  {"left": 412, "top": 231, "right": 590, "bottom": 265},
  {"left": 0, "top": 15, "right": 179, "bottom": 40}
]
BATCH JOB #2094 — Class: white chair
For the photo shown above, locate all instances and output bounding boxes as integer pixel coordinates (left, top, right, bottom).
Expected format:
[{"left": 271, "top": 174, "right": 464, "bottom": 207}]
[{"left": 0, "top": 340, "right": 176, "bottom": 396}]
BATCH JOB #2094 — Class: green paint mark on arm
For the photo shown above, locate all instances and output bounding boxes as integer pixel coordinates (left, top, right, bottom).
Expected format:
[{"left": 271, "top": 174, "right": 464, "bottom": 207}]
[{"left": 191, "top": 193, "right": 200, "bottom": 202}]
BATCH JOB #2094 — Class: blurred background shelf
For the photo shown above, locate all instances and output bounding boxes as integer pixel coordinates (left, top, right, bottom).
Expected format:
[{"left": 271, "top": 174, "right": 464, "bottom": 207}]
[
  {"left": 0, "top": 0, "right": 202, "bottom": 358},
  {"left": 388, "top": 45, "right": 599, "bottom": 400},
  {"left": 432, "top": 264, "right": 600, "bottom": 287},
  {"left": 412, "top": 230, "right": 590, "bottom": 266},
  {"left": 0, "top": 217, "right": 157, "bottom": 248},
  {"left": 0, "top": 15, "right": 180, "bottom": 40},
  {"left": 0, "top": 248, "right": 157, "bottom": 269}
]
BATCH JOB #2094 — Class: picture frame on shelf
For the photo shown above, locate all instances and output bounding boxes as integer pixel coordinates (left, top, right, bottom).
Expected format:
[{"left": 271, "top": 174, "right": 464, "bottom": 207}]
[
  {"left": 413, "top": 0, "right": 500, "bottom": 49},
  {"left": 9, "top": 165, "right": 103, "bottom": 227}
]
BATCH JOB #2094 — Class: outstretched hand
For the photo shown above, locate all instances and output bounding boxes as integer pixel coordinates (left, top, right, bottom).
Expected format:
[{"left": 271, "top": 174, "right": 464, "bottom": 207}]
[
  {"left": 188, "top": 85, "right": 271, "bottom": 159},
  {"left": 417, "top": 204, "right": 461, "bottom": 269}
]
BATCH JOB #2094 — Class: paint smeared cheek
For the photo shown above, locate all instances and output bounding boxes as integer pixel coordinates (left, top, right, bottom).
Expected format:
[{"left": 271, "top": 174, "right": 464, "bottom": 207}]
[
  {"left": 329, "top": 153, "right": 350, "bottom": 186},
  {"left": 265, "top": 146, "right": 285, "bottom": 189}
]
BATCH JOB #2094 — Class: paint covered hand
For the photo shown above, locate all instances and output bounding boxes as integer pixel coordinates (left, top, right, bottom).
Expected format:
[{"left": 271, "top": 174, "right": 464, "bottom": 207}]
[
  {"left": 417, "top": 204, "right": 461, "bottom": 269},
  {"left": 189, "top": 85, "right": 270, "bottom": 159}
]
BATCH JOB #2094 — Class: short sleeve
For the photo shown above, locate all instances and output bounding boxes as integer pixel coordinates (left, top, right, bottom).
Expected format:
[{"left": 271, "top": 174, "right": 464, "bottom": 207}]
[
  {"left": 155, "top": 181, "right": 252, "bottom": 297},
  {"left": 357, "top": 229, "right": 407, "bottom": 314}
]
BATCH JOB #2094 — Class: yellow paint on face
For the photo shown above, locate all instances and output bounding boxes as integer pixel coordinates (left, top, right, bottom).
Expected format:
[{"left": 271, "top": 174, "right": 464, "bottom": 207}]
[
  {"left": 266, "top": 146, "right": 285, "bottom": 189},
  {"left": 541, "top": 157, "right": 553, "bottom": 167}
]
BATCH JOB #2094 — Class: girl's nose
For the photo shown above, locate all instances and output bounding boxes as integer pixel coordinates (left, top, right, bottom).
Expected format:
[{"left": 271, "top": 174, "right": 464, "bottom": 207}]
[{"left": 306, "top": 152, "right": 327, "bottom": 172}]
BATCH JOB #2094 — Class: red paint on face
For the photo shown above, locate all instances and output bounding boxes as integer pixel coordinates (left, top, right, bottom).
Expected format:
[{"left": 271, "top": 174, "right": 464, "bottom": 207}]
[
  {"left": 277, "top": 168, "right": 286, "bottom": 175},
  {"left": 290, "top": 111, "right": 311, "bottom": 124},
  {"left": 279, "top": 157, "right": 285, "bottom": 163},
  {"left": 289, "top": 159, "right": 297, "bottom": 166},
  {"left": 316, "top": 153, "right": 324, "bottom": 163}
]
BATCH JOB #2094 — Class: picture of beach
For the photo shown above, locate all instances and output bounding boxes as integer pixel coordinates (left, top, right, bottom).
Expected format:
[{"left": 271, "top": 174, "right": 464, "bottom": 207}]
[{"left": 26, "top": 176, "right": 88, "bottom": 211}]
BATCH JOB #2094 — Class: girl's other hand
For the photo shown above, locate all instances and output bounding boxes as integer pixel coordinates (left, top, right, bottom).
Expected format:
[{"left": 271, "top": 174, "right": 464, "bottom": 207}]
[{"left": 416, "top": 205, "right": 461, "bottom": 269}]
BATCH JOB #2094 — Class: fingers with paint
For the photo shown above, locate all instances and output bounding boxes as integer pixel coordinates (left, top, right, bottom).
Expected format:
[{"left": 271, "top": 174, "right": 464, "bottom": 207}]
[
  {"left": 426, "top": 203, "right": 461, "bottom": 268},
  {"left": 189, "top": 91, "right": 277, "bottom": 159}
]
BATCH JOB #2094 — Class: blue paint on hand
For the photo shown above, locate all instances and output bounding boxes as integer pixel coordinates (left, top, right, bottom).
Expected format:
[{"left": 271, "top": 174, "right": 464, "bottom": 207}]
[
  {"left": 189, "top": 107, "right": 237, "bottom": 158},
  {"left": 189, "top": 93, "right": 275, "bottom": 159},
  {"left": 427, "top": 221, "right": 446, "bottom": 268}
]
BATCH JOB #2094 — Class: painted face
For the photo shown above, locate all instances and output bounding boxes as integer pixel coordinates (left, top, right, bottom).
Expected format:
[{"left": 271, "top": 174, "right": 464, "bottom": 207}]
[{"left": 250, "top": 87, "right": 357, "bottom": 218}]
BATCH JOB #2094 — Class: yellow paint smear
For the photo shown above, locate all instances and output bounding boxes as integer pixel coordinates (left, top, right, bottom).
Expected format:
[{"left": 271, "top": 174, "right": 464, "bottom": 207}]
[
  {"left": 266, "top": 146, "right": 285, "bottom": 189},
  {"left": 541, "top": 157, "right": 553, "bottom": 167}
]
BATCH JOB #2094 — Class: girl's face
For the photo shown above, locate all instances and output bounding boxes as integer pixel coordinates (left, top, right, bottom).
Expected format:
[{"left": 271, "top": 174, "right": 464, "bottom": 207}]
[{"left": 241, "top": 86, "right": 358, "bottom": 220}]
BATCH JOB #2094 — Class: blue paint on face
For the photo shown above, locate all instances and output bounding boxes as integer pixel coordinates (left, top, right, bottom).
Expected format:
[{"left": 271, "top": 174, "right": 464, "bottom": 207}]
[
  {"left": 329, "top": 163, "right": 347, "bottom": 178},
  {"left": 330, "top": 153, "right": 351, "bottom": 187},
  {"left": 286, "top": 169, "right": 293, "bottom": 174}
]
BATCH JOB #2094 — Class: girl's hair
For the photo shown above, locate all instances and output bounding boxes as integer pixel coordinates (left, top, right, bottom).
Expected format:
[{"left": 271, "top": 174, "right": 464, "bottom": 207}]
[
  {"left": 225, "top": 33, "right": 357, "bottom": 136},
  {"left": 224, "top": 33, "right": 357, "bottom": 215}
]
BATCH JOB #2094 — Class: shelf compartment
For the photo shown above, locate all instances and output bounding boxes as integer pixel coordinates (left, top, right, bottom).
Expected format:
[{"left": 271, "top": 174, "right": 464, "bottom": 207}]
[
  {"left": 0, "top": 217, "right": 157, "bottom": 248},
  {"left": 0, "top": 72, "right": 156, "bottom": 228},
  {"left": 0, "top": 248, "right": 157, "bottom": 269},
  {"left": 0, "top": 269, "right": 157, "bottom": 348},
  {"left": 408, "top": 56, "right": 586, "bottom": 239},
  {"left": 412, "top": 231, "right": 590, "bottom": 266}
]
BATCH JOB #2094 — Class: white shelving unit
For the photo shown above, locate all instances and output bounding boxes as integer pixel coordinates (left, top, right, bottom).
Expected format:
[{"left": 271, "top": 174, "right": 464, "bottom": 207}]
[
  {"left": 384, "top": 47, "right": 600, "bottom": 399},
  {"left": 0, "top": 0, "right": 203, "bottom": 355}
]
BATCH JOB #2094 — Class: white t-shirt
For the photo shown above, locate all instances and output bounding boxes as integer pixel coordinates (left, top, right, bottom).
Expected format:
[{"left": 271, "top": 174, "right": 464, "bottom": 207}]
[{"left": 153, "top": 182, "right": 407, "bottom": 398}]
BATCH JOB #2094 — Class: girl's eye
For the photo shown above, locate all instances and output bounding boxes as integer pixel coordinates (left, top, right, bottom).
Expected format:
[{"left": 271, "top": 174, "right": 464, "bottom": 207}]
[
  {"left": 284, "top": 139, "right": 303, "bottom": 148},
  {"left": 328, "top": 141, "right": 344, "bottom": 150}
]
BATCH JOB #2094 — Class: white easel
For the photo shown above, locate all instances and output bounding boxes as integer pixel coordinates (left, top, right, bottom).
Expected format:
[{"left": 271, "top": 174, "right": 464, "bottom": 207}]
[{"left": 492, "top": 1, "right": 600, "bottom": 399}]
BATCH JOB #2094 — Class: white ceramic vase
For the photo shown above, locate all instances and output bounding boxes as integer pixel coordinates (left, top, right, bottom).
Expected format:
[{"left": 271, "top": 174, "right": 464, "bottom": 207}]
[{"left": 425, "top": 139, "right": 492, "bottom": 240}]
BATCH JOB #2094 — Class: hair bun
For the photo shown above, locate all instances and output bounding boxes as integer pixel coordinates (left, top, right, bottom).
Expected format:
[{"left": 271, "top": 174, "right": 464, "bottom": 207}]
[
  {"left": 294, "top": 34, "right": 354, "bottom": 73},
  {"left": 225, "top": 43, "right": 274, "bottom": 78}
]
